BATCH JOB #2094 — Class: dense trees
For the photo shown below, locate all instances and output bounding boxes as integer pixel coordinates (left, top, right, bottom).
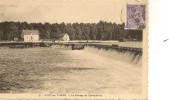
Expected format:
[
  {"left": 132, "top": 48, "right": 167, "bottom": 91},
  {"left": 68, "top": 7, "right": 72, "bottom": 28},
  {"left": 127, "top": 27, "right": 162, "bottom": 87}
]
[{"left": 0, "top": 21, "right": 142, "bottom": 41}]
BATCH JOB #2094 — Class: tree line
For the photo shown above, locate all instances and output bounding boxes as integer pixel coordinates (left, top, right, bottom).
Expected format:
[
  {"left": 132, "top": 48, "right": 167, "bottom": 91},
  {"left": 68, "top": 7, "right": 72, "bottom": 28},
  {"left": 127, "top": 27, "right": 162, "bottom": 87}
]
[{"left": 0, "top": 21, "right": 142, "bottom": 41}]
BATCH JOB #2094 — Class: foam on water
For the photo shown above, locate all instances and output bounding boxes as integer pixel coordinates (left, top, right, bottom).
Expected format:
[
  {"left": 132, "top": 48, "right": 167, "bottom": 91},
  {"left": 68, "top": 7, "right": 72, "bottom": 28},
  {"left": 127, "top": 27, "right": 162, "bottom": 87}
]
[
  {"left": 52, "top": 44, "right": 142, "bottom": 66},
  {"left": 52, "top": 44, "right": 72, "bottom": 49},
  {"left": 83, "top": 46, "right": 142, "bottom": 66}
]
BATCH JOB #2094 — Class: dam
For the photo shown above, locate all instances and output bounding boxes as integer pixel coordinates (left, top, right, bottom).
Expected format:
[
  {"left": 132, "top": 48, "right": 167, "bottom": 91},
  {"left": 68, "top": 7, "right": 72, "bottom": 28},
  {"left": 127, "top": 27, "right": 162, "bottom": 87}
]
[
  {"left": 51, "top": 41, "right": 142, "bottom": 66},
  {"left": 0, "top": 41, "right": 142, "bottom": 65}
]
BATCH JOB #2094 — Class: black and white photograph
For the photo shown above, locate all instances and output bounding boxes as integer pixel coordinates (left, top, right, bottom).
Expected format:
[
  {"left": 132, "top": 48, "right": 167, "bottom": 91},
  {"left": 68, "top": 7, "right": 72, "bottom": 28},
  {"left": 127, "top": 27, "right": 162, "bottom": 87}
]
[{"left": 0, "top": 0, "right": 148, "bottom": 99}]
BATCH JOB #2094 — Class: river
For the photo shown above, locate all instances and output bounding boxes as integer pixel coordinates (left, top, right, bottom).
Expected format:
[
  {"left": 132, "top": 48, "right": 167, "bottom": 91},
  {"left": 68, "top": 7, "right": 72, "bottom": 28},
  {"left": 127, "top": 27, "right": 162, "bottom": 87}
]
[{"left": 0, "top": 47, "right": 142, "bottom": 94}]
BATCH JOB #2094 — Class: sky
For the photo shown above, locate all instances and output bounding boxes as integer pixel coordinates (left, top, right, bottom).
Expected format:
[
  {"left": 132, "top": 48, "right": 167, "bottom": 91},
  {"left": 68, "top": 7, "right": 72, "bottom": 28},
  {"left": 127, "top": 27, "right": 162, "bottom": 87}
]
[{"left": 0, "top": 0, "right": 146, "bottom": 24}]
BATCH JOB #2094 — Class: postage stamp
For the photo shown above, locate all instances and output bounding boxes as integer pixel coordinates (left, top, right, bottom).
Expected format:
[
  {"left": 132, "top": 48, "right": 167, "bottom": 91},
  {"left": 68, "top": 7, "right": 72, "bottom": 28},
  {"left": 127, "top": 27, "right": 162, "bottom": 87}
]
[
  {"left": 126, "top": 4, "right": 146, "bottom": 30},
  {"left": 0, "top": 0, "right": 148, "bottom": 99}
]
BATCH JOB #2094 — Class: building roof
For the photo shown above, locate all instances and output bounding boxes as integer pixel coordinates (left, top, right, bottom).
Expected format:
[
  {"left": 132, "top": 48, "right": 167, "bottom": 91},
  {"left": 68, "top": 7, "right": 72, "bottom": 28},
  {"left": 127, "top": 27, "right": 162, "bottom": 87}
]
[{"left": 22, "top": 30, "right": 39, "bottom": 35}]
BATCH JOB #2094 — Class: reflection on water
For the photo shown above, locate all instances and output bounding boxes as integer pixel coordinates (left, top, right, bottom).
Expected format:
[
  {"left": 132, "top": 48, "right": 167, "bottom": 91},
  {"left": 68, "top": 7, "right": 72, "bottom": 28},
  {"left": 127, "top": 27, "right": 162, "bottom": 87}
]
[{"left": 0, "top": 47, "right": 142, "bottom": 94}]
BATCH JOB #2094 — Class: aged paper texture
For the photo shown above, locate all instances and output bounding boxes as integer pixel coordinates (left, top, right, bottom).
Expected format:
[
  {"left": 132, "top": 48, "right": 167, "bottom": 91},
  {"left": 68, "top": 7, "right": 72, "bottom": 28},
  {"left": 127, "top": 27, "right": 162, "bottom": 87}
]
[{"left": 0, "top": 0, "right": 148, "bottom": 99}]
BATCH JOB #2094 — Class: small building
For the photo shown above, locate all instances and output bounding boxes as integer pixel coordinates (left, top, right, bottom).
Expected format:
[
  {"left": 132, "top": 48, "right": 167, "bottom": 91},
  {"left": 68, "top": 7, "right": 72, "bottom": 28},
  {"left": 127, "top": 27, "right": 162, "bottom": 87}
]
[
  {"left": 22, "top": 30, "right": 39, "bottom": 42},
  {"left": 14, "top": 38, "right": 18, "bottom": 41},
  {"left": 58, "top": 33, "right": 70, "bottom": 41}
]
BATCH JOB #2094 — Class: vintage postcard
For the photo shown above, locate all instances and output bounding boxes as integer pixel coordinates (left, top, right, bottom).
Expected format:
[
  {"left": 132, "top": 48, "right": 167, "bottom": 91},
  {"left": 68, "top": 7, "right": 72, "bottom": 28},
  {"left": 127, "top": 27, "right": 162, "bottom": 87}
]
[{"left": 0, "top": 0, "right": 148, "bottom": 99}]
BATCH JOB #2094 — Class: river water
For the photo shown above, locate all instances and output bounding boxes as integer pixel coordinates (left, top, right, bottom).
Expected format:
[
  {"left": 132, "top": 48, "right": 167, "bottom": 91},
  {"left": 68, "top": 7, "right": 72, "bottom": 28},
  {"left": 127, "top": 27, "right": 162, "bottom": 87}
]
[{"left": 0, "top": 47, "right": 142, "bottom": 94}]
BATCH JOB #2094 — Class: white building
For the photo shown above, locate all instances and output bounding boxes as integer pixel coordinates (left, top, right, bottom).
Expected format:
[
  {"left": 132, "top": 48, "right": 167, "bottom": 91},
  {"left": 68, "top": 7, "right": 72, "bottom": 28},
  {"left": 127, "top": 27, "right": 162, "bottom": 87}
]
[
  {"left": 22, "top": 30, "right": 39, "bottom": 42},
  {"left": 58, "top": 33, "right": 70, "bottom": 41}
]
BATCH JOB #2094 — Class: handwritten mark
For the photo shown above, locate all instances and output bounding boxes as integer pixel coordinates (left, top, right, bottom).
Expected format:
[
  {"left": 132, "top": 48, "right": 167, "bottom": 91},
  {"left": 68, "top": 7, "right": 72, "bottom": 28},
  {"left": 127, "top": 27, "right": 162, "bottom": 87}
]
[{"left": 163, "top": 39, "right": 169, "bottom": 42}]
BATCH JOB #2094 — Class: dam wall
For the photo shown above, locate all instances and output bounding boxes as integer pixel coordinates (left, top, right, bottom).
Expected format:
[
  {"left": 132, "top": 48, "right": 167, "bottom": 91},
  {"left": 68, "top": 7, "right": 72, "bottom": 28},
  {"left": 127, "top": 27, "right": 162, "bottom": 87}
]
[
  {"left": 83, "top": 45, "right": 142, "bottom": 66},
  {"left": 52, "top": 43, "right": 142, "bottom": 66}
]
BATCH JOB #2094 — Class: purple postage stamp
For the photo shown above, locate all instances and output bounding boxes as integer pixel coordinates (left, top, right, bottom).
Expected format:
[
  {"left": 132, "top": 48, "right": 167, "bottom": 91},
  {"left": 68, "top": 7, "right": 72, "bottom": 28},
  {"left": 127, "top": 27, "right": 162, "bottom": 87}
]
[{"left": 126, "top": 4, "right": 146, "bottom": 30}]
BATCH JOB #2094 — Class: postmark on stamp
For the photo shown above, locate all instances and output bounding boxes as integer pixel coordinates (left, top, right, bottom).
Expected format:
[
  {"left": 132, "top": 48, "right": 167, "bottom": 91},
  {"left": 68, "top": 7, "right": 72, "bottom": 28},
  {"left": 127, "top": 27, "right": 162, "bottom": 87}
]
[{"left": 126, "top": 4, "right": 146, "bottom": 30}]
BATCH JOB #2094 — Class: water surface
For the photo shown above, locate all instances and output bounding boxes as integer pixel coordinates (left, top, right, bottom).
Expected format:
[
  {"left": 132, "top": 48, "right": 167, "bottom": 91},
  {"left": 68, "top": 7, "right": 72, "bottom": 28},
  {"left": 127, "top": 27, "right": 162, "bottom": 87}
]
[{"left": 0, "top": 47, "right": 142, "bottom": 94}]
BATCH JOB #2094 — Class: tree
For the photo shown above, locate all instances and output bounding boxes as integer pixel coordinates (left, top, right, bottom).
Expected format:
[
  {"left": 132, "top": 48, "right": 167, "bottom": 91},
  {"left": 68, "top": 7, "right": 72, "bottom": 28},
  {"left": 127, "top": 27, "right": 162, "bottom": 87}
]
[
  {"left": 51, "top": 23, "right": 58, "bottom": 39},
  {"left": 75, "top": 26, "right": 82, "bottom": 40},
  {"left": 0, "top": 21, "right": 143, "bottom": 41},
  {"left": 5, "top": 22, "right": 19, "bottom": 40}
]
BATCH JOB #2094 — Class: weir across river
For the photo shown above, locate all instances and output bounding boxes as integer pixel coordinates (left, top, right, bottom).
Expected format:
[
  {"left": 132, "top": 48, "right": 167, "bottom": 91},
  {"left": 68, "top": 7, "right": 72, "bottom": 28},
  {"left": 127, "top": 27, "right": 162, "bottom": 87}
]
[{"left": 0, "top": 41, "right": 142, "bottom": 54}]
